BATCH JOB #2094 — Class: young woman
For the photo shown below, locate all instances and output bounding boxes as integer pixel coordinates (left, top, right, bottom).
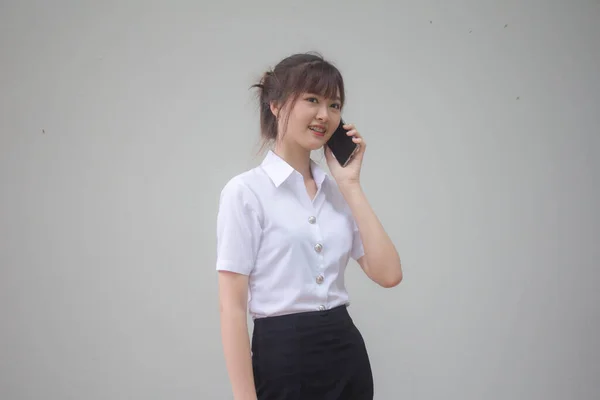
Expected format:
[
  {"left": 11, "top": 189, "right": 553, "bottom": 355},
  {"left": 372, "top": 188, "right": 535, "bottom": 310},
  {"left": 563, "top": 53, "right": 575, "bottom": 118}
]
[{"left": 216, "top": 52, "right": 402, "bottom": 400}]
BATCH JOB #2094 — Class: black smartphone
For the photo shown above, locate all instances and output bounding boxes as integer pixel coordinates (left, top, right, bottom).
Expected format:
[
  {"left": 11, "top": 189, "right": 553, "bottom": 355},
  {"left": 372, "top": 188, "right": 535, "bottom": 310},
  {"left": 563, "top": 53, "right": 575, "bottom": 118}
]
[{"left": 326, "top": 119, "right": 359, "bottom": 167}]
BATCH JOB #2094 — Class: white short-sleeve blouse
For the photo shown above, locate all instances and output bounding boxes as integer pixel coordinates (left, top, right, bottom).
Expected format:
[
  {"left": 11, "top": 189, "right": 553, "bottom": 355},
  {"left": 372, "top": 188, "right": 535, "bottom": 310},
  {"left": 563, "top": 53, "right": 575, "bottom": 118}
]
[{"left": 216, "top": 150, "right": 364, "bottom": 319}]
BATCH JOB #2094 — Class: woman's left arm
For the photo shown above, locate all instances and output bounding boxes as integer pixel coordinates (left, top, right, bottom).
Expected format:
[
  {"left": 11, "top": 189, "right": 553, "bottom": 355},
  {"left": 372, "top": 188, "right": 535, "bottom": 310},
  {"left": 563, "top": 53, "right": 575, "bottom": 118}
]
[
  {"left": 339, "top": 183, "right": 402, "bottom": 288},
  {"left": 325, "top": 122, "right": 402, "bottom": 288}
]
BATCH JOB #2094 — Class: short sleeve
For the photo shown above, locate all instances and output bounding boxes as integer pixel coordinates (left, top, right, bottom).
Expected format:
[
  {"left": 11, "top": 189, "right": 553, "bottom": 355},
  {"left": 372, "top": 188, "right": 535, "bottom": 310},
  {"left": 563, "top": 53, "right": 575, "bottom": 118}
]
[
  {"left": 350, "top": 218, "right": 364, "bottom": 261},
  {"left": 216, "top": 178, "right": 262, "bottom": 275}
]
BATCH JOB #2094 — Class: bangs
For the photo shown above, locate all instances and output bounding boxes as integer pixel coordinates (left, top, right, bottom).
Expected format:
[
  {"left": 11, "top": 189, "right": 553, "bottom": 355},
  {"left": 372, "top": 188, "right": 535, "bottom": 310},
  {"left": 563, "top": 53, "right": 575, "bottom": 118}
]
[{"left": 286, "top": 61, "right": 345, "bottom": 105}]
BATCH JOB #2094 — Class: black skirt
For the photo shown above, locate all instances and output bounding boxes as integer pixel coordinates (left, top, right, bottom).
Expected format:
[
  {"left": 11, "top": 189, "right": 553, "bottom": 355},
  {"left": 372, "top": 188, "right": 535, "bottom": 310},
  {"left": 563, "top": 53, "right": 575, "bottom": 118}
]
[{"left": 251, "top": 305, "right": 374, "bottom": 400}]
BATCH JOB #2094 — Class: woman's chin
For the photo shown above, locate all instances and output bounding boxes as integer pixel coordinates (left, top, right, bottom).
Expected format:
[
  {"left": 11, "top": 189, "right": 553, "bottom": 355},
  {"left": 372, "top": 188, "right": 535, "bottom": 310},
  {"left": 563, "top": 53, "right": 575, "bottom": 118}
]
[
  {"left": 306, "top": 136, "right": 328, "bottom": 150},
  {"left": 304, "top": 142, "right": 326, "bottom": 152}
]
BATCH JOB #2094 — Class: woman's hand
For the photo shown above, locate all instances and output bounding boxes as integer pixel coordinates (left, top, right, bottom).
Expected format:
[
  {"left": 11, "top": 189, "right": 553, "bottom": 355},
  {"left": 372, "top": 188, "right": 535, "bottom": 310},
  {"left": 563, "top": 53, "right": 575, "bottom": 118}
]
[{"left": 325, "top": 123, "right": 366, "bottom": 188}]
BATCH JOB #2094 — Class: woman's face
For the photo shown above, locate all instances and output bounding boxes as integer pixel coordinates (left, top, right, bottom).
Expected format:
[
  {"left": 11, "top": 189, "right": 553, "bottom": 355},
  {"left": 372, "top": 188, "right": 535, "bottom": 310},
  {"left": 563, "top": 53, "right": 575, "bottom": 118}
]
[{"left": 273, "top": 91, "right": 342, "bottom": 151}]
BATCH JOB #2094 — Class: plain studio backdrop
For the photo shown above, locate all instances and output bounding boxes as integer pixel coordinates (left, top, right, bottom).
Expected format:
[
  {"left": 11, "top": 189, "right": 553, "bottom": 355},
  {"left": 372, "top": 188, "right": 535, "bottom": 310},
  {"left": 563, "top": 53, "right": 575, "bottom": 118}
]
[{"left": 1, "top": 1, "right": 599, "bottom": 399}]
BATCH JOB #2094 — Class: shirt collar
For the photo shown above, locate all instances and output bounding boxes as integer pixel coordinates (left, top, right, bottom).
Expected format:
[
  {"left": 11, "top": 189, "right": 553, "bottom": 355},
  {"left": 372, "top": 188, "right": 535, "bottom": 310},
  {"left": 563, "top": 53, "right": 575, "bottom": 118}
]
[{"left": 261, "top": 150, "right": 328, "bottom": 188}]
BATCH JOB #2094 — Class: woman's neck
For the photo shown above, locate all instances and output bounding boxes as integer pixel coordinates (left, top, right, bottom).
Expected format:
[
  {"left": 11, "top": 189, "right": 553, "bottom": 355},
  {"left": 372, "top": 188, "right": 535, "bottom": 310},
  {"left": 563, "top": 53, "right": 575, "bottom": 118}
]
[{"left": 273, "top": 141, "right": 313, "bottom": 181}]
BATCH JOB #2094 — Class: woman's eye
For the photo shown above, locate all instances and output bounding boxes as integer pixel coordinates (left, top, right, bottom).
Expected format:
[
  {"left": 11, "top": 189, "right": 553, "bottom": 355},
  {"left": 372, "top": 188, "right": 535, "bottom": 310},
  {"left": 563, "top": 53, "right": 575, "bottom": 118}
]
[
  {"left": 306, "top": 97, "right": 318, "bottom": 103},
  {"left": 331, "top": 103, "right": 341, "bottom": 109}
]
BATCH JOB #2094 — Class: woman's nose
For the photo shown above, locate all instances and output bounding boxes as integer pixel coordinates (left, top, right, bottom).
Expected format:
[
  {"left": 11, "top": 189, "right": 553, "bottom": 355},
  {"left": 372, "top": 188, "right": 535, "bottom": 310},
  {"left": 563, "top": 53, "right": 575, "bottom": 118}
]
[{"left": 316, "top": 106, "right": 329, "bottom": 121}]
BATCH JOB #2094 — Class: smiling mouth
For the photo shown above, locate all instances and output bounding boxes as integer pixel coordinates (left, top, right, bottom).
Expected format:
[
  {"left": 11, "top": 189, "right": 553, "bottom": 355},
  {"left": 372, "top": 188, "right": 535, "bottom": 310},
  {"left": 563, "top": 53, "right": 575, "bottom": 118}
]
[{"left": 309, "top": 126, "right": 326, "bottom": 136}]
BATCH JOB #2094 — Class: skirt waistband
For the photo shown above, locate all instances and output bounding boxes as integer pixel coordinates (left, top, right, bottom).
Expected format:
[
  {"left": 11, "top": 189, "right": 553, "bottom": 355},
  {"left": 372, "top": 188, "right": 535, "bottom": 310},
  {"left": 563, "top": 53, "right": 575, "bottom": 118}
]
[{"left": 253, "top": 305, "right": 351, "bottom": 332}]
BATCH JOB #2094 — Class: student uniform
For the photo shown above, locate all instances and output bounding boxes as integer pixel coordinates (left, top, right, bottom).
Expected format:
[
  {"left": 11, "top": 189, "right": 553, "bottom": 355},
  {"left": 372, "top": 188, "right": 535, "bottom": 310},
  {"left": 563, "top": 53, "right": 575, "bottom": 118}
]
[{"left": 216, "top": 150, "right": 374, "bottom": 399}]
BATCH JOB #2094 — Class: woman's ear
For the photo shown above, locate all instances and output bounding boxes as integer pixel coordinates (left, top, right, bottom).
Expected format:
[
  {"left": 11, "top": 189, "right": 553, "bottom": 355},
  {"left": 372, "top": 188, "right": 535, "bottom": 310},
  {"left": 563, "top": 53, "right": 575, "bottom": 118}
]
[{"left": 269, "top": 101, "right": 279, "bottom": 117}]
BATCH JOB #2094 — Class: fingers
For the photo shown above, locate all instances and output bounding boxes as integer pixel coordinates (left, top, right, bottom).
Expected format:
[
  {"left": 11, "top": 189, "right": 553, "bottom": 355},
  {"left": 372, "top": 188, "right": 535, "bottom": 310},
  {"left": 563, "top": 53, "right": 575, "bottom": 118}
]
[{"left": 343, "top": 123, "right": 366, "bottom": 146}]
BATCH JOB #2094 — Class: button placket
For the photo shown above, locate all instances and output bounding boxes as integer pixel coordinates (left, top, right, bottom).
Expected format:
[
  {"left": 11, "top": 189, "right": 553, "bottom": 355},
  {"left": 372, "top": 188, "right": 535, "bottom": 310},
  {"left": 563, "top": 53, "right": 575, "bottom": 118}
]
[
  {"left": 308, "top": 213, "right": 324, "bottom": 265},
  {"left": 308, "top": 210, "right": 327, "bottom": 310}
]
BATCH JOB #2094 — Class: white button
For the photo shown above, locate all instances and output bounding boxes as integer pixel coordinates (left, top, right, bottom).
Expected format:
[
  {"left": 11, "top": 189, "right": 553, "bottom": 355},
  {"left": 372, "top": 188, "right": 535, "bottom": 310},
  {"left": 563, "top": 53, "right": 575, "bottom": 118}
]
[
  {"left": 318, "top": 305, "right": 326, "bottom": 311},
  {"left": 316, "top": 275, "right": 324, "bottom": 284},
  {"left": 308, "top": 216, "right": 316, "bottom": 224},
  {"left": 314, "top": 243, "right": 323, "bottom": 253}
]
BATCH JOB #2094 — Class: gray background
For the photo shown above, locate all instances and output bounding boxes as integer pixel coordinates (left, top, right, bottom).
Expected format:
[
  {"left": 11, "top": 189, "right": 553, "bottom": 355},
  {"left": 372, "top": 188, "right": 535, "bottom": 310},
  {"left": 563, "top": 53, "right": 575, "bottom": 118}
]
[{"left": 1, "top": 1, "right": 599, "bottom": 399}]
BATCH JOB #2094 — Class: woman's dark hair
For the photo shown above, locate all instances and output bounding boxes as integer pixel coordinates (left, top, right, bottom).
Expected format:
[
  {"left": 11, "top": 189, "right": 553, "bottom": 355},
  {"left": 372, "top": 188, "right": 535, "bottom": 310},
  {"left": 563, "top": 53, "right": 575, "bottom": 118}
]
[{"left": 251, "top": 52, "right": 345, "bottom": 152}]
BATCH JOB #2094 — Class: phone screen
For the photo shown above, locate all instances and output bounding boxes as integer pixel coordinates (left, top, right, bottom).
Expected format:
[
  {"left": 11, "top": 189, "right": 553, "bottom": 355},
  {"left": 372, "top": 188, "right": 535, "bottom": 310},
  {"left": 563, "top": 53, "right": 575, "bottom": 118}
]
[{"left": 326, "top": 119, "right": 358, "bottom": 167}]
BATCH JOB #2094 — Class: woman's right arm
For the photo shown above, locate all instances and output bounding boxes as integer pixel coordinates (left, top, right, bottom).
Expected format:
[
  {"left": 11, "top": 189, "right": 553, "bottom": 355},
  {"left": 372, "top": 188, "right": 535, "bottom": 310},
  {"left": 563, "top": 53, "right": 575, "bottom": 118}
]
[{"left": 218, "top": 270, "right": 257, "bottom": 400}]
